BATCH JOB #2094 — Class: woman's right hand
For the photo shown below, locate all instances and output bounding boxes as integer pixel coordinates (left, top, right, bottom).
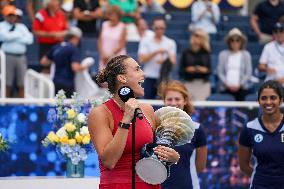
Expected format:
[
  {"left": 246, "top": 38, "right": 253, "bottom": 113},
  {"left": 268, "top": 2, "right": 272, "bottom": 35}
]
[{"left": 121, "top": 98, "right": 140, "bottom": 124}]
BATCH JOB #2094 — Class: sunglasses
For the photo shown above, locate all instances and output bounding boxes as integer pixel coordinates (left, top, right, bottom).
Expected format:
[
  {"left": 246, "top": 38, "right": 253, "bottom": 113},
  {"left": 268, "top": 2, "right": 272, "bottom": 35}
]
[
  {"left": 230, "top": 38, "right": 241, "bottom": 43},
  {"left": 154, "top": 27, "right": 166, "bottom": 30}
]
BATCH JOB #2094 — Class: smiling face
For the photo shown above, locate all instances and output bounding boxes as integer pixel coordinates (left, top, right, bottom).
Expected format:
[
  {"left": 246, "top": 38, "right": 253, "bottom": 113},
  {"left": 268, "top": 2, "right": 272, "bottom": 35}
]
[
  {"left": 164, "top": 90, "right": 187, "bottom": 110},
  {"left": 258, "top": 88, "right": 282, "bottom": 115},
  {"left": 120, "top": 58, "right": 145, "bottom": 97}
]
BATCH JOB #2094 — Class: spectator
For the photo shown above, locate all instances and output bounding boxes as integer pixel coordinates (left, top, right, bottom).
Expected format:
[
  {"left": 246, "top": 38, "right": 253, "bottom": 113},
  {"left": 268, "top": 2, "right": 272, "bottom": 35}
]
[
  {"left": 98, "top": 5, "right": 126, "bottom": 71},
  {"left": 190, "top": 0, "right": 220, "bottom": 34},
  {"left": 32, "top": 0, "right": 68, "bottom": 73},
  {"left": 109, "top": 0, "right": 141, "bottom": 41},
  {"left": 40, "top": 27, "right": 93, "bottom": 98},
  {"left": 135, "top": 18, "right": 154, "bottom": 41},
  {"left": 179, "top": 28, "right": 211, "bottom": 101},
  {"left": 217, "top": 28, "right": 252, "bottom": 101},
  {"left": 259, "top": 22, "right": 284, "bottom": 86},
  {"left": 73, "top": 0, "right": 104, "bottom": 37},
  {"left": 26, "top": 0, "right": 43, "bottom": 22},
  {"left": 250, "top": 0, "right": 284, "bottom": 44},
  {"left": 0, "top": 5, "right": 33, "bottom": 97},
  {"left": 138, "top": 17, "right": 176, "bottom": 99},
  {"left": 139, "top": 0, "right": 165, "bottom": 14}
]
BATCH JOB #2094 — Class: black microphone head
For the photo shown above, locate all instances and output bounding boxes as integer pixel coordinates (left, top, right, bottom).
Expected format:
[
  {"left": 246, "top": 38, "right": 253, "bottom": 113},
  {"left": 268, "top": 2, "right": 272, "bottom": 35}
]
[{"left": 118, "top": 86, "right": 134, "bottom": 102}]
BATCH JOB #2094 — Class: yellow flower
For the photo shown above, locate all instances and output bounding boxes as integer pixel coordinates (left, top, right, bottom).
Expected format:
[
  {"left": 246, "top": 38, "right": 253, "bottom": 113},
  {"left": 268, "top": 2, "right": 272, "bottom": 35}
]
[
  {"left": 68, "top": 139, "right": 76, "bottom": 146},
  {"left": 64, "top": 122, "right": 76, "bottom": 132},
  {"left": 82, "top": 135, "right": 91, "bottom": 144},
  {"left": 67, "top": 109, "right": 76, "bottom": 119},
  {"left": 60, "top": 136, "right": 69, "bottom": 144},
  {"left": 47, "top": 131, "right": 59, "bottom": 143},
  {"left": 75, "top": 133, "right": 83, "bottom": 143}
]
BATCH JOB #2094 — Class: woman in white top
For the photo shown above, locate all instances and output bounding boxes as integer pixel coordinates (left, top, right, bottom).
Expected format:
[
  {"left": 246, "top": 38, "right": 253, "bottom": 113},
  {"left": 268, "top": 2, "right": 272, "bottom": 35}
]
[
  {"left": 190, "top": 0, "right": 220, "bottom": 34},
  {"left": 217, "top": 28, "right": 252, "bottom": 101}
]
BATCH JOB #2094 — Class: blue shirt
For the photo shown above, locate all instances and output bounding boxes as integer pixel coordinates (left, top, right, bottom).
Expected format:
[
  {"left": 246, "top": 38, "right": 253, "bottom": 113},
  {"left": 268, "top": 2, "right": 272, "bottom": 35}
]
[
  {"left": 47, "top": 42, "right": 80, "bottom": 88},
  {"left": 239, "top": 116, "right": 284, "bottom": 188},
  {"left": 162, "top": 122, "right": 207, "bottom": 189},
  {"left": 0, "top": 21, "right": 33, "bottom": 54}
]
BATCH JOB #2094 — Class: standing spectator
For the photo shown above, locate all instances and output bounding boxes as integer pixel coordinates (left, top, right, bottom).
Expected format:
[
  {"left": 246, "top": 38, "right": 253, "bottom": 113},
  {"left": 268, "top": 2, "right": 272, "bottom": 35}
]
[
  {"left": 259, "top": 22, "right": 284, "bottom": 86},
  {"left": 26, "top": 0, "right": 43, "bottom": 23},
  {"left": 98, "top": 5, "right": 126, "bottom": 71},
  {"left": 190, "top": 0, "right": 220, "bottom": 34},
  {"left": 109, "top": 0, "right": 141, "bottom": 41},
  {"left": 32, "top": 0, "right": 68, "bottom": 73},
  {"left": 159, "top": 80, "right": 207, "bottom": 189},
  {"left": 138, "top": 17, "right": 176, "bottom": 99},
  {"left": 0, "top": 5, "right": 33, "bottom": 97},
  {"left": 139, "top": 0, "right": 165, "bottom": 14},
  {"left": 251, "top": 0, "right": 284, "bottom": 44},
  {"left": 73, "top": 0, "right": 104, "bottom": 37},
  {"left": 217, "top": 28, "right": 252, "bottom": 101},
  {"left": 40, "top": 27, "right": 93, "bottom": 98},
  {"left": 179, "top": 28, "right": 211, "bottom": 101}
]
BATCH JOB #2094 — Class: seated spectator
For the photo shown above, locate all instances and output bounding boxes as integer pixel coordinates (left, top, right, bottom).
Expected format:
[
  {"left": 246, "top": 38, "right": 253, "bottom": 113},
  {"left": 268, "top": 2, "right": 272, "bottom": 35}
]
[
  {"left": 259, "top": 22, "right": 284, "bottom": 86},
  {"left": 139, "top": 0, "right": 165, "bottom": 14},
  {"left": 32, "top": 0, "right": 68, "bottom": 73},
  {"left": 0, "top": 5, "right": 34, "bottom": 98},
  {"left": 179, "top": 28, "right": 211, "bottom": 101},
  {"left": 97, "top": 5, "right": 126, "bottom": 71},
  {"left": 190, "top": 0, "right": 220, "bottom": 34},
  {"left": 250, "top": 0, "right": 284, "bottom": 44},
  {"left": 73, "top": 0, "right": 104, "bottom": 37},
  {"left": 217, "top": 28, "right": 252, "bottom": 101},
  {"left": 109, "top": 0, "right": 141, "bottom": 41},
  {"left": 138, "top": 17, "right": 176, "bottom": 99},
  {"left": 40, "top": 27, "right": 93, "bottom": 98}
]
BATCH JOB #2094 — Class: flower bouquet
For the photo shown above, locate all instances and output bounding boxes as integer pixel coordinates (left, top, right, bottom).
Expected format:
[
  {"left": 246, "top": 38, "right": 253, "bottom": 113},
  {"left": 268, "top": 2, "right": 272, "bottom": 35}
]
[
  {"left": 0, "top": 133, "right": 9, "bottom": 152},
  {"left": 42, "top": 90, "right": 109, "bottom": 178}
]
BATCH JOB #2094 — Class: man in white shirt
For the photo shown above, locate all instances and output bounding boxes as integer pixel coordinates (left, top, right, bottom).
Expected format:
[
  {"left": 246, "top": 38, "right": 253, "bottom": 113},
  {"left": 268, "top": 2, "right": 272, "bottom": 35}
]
[
  {"left": 138, "top": 17, "right": 176, "bottom": 99},
  {"left": 259, "top": 22, "right": 284, "bottom": 86}
]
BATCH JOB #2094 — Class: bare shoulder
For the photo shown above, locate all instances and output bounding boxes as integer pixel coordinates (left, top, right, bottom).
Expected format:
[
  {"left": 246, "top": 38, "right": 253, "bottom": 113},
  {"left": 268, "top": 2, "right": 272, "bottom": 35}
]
[{"left": 88, "top": 104, "right": 111, "bottom": 129}]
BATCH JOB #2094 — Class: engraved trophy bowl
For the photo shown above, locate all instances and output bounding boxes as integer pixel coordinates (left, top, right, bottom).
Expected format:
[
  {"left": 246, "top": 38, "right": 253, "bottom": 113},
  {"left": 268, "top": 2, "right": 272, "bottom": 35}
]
[{"left": 135, "top": 107, "right": 196, "bottom": 185}]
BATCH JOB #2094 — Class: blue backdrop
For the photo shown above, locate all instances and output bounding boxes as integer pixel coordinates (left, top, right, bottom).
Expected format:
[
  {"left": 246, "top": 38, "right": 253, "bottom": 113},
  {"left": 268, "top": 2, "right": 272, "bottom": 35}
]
[{"left": 0, "top": 104, "right": 259, "bottom": 189}]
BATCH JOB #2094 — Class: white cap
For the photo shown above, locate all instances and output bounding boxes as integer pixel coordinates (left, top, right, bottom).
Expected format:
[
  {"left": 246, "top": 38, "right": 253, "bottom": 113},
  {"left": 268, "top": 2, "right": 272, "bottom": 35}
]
[
  {"left": 15, "top": 9, "right": 23, "bottom": 17},
  {"left": 67, "top": 27, "right": 82, "bottom": 38}
]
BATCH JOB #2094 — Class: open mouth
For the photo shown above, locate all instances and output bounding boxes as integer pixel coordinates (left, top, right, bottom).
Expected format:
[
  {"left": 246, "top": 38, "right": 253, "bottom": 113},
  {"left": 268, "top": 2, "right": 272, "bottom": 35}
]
[{"left": 138, "top": 80, "right": 144, "bottom": 87}]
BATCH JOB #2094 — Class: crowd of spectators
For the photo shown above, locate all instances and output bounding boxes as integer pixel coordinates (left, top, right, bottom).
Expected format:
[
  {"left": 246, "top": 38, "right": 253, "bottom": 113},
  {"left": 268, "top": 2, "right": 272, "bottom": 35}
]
[{"left": 0, "top": 0, "right": 283, "bottom": 101}]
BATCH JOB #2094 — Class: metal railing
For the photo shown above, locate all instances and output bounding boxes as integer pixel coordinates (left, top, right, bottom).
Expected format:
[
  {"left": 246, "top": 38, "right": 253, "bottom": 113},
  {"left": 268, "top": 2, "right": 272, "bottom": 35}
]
[
  {"left": 0, "top": 50, "right": 6, "bottom": 98},
  {"left": 24, "top": 69, "right": 55, "bottom": 99}
]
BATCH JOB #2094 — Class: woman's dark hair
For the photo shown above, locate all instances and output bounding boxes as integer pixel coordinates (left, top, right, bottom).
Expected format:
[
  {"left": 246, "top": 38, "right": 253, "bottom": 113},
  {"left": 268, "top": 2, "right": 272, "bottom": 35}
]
[
  {"left": 257, "top": 80, "right": 283, "bottom": 101},
  {"left": 96, "top": 55, "right": 131, "bottom": 94}
]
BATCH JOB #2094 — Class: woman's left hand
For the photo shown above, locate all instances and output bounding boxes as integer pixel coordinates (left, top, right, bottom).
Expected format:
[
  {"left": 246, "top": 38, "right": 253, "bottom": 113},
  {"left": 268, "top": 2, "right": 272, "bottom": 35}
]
[{"left": 154, "top": 145, "right": 180, "bottom": 164}]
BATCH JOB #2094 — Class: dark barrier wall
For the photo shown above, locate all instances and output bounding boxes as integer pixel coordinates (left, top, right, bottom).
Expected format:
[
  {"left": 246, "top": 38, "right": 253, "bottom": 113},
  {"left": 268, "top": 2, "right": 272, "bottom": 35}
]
[{"left": 0, "top": 105, "right": 259, "bottom": 189}]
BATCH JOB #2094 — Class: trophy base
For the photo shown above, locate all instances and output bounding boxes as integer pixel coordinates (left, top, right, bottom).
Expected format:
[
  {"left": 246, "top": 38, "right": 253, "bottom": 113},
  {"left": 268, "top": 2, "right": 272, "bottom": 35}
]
[{"left": 135, "top": 157, "right": 168, "bottom": 185}]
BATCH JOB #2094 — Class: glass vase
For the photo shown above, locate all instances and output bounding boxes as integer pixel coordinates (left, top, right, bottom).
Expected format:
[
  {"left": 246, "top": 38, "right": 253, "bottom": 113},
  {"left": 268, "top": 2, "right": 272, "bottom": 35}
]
[{"left": 66, "top": 158, "right": 85, "bottom": 178}]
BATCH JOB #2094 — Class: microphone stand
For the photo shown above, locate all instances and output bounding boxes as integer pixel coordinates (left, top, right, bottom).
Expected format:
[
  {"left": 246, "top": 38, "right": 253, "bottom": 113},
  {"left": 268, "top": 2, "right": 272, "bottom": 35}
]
[{"left": 131, "top": 115, "right": 136, "bottom": 189}]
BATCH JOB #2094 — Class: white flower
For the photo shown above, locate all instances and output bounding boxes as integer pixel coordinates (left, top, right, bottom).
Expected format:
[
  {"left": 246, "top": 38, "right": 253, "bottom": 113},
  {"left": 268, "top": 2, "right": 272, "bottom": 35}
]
[
  {"left": 80, "top": 126, "right": 89, "bottom": 136},
  {"left": 56, "top": 127, "right": 67, "bottom": 138},
  {"left": 77, "top": 113, "right": 86, "bottom": 123}
]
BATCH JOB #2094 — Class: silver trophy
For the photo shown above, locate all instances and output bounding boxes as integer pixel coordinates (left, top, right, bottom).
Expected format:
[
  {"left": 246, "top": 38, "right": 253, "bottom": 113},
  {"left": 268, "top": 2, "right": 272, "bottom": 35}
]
[{"left": 135, "top": 107, "right": 196, "bottom": 185}]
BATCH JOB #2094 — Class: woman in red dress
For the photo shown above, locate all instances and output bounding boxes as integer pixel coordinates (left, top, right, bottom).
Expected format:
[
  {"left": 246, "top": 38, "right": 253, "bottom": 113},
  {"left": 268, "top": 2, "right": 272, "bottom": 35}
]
[{"left": 88, "top": 55, "right": 180, "bottom": 189}]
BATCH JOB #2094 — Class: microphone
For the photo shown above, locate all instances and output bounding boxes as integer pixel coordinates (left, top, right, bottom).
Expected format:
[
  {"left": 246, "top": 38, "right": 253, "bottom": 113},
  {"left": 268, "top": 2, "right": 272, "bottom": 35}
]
[{"left": 118, "top": 86, "right": 143, "bottom": 120}]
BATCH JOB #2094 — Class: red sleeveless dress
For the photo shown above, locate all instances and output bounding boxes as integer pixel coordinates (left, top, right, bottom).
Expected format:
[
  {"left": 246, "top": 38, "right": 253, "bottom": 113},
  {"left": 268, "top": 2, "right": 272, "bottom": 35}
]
[{"left": 99, "top": 99, "right": 160, "bottom": 189}]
